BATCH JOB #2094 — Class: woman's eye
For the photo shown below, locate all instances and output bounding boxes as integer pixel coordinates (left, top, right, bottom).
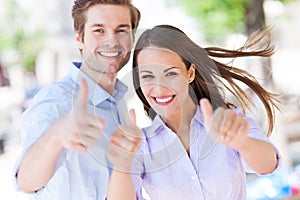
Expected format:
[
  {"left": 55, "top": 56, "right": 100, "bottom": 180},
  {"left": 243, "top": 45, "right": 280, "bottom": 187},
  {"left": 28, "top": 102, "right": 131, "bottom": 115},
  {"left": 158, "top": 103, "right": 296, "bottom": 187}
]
[
  {"left": 166, "top": 72, "right": 177, "bottom": 77},
  {"left": 141, "top": 75, "right": 154, "bottom": 79}
]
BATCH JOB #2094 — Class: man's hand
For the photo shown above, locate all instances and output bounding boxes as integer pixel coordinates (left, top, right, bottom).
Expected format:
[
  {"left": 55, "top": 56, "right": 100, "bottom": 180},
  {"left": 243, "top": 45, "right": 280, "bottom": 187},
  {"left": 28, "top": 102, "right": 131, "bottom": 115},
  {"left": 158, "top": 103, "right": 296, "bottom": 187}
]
[
  {"left": 52, "top": 79, "right": 105, "bottom": 153},
  {"left": 200, "top": 98, "right": 250, "bottom": 151},
  {"left": 108, "top": 109, "right": 141, "bottom": 172}
]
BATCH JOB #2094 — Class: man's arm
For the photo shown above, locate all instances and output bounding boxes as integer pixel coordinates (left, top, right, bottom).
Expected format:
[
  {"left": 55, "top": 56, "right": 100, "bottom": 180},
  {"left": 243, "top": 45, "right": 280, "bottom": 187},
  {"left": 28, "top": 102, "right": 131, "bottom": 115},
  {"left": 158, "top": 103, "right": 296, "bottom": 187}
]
[
  {"left": 17, "top": 122, "right": 64, "bottom": 193},
  {"left": 16, "top": 79, "right": 104, "bottom": 193}
]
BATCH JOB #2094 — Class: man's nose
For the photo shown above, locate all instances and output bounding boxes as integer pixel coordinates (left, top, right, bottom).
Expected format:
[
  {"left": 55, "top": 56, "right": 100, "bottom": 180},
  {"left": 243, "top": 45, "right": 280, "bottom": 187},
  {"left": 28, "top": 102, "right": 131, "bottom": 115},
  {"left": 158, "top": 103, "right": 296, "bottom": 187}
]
[{"left": 103, "top": 32, "right": 119, "bottom": 47}]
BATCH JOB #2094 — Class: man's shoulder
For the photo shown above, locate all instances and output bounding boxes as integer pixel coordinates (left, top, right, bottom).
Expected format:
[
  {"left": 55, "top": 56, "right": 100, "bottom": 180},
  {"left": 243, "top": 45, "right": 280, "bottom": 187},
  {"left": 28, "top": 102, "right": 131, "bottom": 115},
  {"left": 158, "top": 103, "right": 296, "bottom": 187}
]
[
  {"left": 37, "top": 77, "right": 77, "bottom": 100},
  {"left": 22, "top": 76, "right": 77, "bottom": 114}
]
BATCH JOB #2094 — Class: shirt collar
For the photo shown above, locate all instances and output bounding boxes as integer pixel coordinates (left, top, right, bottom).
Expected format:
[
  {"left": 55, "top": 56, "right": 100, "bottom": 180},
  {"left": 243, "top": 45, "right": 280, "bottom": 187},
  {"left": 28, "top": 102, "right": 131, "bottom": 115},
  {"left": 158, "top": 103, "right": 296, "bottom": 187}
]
[
  {"left": 145, "top": 115, "right": 165, "bottom": 136},
  {"left": 69, "top": 62, "right": 128, "bottom": 106},
  {"left": 193, "top": 105, "right": 205, "bottom": 125},
  {"left": 147, "top": 105, "right": 205, "bottom": 134},
  {"left": 113, "top": 79, "right": 128, "bottom": 102}
]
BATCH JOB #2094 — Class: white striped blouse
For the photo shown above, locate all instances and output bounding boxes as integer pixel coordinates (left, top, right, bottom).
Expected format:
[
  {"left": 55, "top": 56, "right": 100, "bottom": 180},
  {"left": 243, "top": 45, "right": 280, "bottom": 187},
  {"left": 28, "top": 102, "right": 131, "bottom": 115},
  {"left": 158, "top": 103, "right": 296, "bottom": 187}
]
[{"left": 132, "top": 106, "right": 281, "bottom": 200}]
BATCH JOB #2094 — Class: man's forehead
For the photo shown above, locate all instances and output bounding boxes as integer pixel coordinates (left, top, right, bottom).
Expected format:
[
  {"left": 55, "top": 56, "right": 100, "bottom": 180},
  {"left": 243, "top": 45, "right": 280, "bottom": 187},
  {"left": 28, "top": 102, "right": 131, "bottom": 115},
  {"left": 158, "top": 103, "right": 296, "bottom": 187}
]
[{"left": 86, "top": 4, "right": 131, "bottom": 27}]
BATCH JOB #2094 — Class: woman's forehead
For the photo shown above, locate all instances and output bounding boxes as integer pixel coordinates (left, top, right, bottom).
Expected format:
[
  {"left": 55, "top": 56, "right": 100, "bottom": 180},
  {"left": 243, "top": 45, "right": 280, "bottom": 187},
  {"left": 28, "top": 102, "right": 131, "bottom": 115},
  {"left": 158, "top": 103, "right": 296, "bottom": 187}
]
[{"left": 137, "top": 47, "right": 182, "bottom": 63}]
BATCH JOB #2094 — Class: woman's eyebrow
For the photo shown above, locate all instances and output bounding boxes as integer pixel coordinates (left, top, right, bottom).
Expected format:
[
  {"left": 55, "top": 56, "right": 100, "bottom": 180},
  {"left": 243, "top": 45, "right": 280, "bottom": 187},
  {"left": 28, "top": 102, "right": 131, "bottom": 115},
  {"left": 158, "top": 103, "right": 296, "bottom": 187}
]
[
  {"left": 163, "top": 66, "right": 178, "bottom": 73},
  {"left": 139, "top": 66, "right": 178, "bottom": 74},
  {"left": 139, "top": 70, "right": 153, "bottom": 74}
]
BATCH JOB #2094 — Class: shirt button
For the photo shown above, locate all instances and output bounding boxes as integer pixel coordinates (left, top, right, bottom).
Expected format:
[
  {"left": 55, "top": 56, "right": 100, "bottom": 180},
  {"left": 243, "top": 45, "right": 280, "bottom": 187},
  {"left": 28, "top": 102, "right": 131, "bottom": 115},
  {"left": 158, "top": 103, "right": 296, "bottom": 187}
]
[{"left": 191, "top": 176, "right": 197, "bottom": 180}]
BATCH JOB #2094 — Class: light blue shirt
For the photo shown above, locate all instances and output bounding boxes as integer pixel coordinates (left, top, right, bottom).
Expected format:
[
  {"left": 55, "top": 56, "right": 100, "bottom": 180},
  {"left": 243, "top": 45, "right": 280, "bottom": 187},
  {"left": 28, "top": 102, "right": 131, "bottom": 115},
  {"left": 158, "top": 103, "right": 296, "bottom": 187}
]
[
  {"left": 132, "top": 106, "right": 281, "bottom": 200},
  {"left": 13, "top": 62, "right": 128, "bottom": 200}
]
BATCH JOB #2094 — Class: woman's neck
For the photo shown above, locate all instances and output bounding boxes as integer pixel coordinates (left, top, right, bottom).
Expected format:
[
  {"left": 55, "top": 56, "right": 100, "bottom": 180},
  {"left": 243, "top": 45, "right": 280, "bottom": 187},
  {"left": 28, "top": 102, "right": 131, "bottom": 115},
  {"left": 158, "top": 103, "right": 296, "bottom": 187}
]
[
  {"left": 163, "top": 99, "right": 197, "bottom": 157},
  {"left": 164, "top": 100, "right": 197, "bottom": 134}
]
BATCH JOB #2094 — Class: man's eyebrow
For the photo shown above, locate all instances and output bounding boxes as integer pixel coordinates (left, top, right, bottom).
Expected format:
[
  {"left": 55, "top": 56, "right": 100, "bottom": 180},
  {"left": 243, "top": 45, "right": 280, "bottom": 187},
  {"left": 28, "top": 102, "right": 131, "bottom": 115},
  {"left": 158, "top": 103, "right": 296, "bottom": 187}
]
[
  {"left": 118, "top": 24, "right": 131, "bottom": 29},
  {"left": 90, "top": 24, "right": 131, "bottom": 28},
  {"left": 90, "top": 23, "right": 104, "bottom": 28}
]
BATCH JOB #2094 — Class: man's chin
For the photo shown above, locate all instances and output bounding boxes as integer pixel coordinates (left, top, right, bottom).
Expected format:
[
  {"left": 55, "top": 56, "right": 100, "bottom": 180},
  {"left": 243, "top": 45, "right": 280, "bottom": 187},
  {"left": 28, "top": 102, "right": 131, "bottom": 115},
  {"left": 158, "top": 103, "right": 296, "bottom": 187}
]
[
  {"left": 90, "top": 62, "right": 120, "bottom": 73},
  {"left": 103, "top": 64, "right": 122, "bottom": 74}
]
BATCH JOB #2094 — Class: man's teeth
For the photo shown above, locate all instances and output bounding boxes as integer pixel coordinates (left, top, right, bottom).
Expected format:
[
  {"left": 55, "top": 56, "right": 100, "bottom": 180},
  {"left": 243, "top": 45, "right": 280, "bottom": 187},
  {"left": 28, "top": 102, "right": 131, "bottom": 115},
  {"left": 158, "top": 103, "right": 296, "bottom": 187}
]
[
  {"left": 100, "top": 52, "right": 119, "bottom": 57},
  {"left": 155, "top": 96, "right": 173, "bottom": 103}
]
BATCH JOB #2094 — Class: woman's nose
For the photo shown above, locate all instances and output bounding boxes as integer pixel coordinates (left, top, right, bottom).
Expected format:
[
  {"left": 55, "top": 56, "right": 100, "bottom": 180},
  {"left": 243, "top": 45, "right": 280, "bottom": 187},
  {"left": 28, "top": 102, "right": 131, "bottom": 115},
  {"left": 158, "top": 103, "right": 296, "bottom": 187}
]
[{"left": 151, "top": 79, "right": 170, "bottom": 92}]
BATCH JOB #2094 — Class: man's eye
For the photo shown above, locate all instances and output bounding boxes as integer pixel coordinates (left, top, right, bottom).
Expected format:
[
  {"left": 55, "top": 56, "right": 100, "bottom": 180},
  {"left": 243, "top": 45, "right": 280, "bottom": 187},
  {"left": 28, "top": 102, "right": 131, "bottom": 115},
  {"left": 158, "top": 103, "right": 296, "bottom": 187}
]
[
  {"left": 117, "top": 29, "right": 130, "bottom": 34},
  {"left": 94, "top": 29, "right": 104, "bottom": 33}
]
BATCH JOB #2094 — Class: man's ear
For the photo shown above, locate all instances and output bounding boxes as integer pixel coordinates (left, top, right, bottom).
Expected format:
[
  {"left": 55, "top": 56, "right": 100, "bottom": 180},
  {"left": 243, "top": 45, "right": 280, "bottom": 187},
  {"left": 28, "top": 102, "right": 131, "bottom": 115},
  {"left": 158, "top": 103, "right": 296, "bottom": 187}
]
[{"left": 75, "top": 32, "right": 84, "bottom": 50}]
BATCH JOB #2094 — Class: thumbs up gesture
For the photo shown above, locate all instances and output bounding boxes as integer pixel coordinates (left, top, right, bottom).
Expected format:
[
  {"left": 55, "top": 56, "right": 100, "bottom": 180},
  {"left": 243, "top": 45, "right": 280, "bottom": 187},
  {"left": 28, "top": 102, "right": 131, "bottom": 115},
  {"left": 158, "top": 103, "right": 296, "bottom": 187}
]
[
  {"left": 108, "top": 109, "right": 142, "bottom": 172},
  {"left": 52, "top": 79, "right": 104, "bottom": 153},
  {"left": 200, "top": 98, "right": 250, "bottom": 151}
]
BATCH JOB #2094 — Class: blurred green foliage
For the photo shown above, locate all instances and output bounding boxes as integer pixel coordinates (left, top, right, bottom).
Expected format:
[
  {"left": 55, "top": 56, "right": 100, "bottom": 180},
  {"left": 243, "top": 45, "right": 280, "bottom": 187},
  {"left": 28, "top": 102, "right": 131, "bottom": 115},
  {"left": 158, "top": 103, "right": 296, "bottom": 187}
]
[
  {"left": 168, "top": 0, "right": 292, "bottom": 43},
  {"left": 0, "top": 0, "right": 44, "bottom": 72}
]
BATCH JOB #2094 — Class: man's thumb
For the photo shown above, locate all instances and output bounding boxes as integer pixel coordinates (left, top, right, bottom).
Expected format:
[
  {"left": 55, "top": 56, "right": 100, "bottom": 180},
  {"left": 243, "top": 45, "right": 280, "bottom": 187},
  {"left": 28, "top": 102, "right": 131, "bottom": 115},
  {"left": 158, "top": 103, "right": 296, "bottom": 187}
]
[{"left": 200, "top": 98, "right": 213, "bottom": 129}]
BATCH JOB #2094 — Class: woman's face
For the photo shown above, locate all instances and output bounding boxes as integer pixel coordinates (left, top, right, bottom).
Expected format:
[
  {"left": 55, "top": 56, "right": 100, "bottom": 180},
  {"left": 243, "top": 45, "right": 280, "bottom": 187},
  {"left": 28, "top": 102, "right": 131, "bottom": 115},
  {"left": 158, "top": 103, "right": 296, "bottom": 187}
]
[{"left": 137, "top": 47, "right": 195, "bottom": 118}]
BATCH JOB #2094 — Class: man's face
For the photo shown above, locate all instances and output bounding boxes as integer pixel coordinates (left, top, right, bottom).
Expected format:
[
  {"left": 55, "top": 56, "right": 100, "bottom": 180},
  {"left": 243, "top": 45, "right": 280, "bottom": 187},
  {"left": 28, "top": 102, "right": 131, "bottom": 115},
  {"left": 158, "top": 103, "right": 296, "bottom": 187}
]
[{"left": 76, "top": 4, "right": 133, "bottom": 74}]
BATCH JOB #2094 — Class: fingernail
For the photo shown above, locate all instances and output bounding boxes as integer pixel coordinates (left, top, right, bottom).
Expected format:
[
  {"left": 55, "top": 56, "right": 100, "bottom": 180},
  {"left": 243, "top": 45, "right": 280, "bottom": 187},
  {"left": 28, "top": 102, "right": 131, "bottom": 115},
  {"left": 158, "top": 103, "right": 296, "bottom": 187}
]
[{"left": 201, "top": 98, "right": 207, "bottom": 104}]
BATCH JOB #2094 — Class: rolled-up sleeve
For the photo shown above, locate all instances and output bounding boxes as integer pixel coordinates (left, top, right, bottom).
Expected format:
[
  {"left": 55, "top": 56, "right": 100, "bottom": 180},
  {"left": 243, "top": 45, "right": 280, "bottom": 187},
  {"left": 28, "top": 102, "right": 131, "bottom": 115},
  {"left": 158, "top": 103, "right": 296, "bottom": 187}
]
[
  {"left": 241, "top": 114, "right": 281, "bottom": 175},
  {"left": 12, "top": 87, "right": 70, "bottom": 192}
]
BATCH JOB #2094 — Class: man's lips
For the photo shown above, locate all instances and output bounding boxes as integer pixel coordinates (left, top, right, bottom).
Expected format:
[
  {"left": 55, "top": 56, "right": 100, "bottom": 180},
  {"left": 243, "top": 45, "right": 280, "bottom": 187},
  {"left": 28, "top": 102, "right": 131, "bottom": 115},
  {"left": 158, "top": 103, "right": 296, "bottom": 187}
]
[{"left": 98, "top": 51, "right": 122, "bottom": 58}]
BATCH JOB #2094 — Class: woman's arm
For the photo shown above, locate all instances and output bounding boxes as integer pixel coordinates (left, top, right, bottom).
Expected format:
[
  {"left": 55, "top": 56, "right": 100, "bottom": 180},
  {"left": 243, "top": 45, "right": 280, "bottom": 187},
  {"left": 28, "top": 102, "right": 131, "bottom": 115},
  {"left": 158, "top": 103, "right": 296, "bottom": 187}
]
[
  {"left": 107, "top": 170, "right": 137, "bottom": 200},
  {"left": 107, "top": 109, "right": 141, "bottom": 200},
  {"left": 200, "top": 98, "right": 278, "bottom": 174},
  {"left": 237, "top": 138, "right": 278, "bottom": 174}
]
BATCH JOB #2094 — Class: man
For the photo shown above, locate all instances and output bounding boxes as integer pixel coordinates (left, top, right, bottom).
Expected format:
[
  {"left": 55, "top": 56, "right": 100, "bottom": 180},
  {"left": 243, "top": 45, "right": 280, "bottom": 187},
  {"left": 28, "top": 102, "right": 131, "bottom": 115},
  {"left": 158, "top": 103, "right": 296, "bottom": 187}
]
[{"left": 13, "top": 0, "right": 141, "bottom": 199}]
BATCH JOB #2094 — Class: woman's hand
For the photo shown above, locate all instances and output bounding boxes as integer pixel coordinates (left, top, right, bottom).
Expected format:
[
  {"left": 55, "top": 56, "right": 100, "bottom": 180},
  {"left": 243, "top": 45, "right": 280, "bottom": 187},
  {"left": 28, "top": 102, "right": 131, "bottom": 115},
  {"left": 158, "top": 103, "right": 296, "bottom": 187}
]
[
  {"left": 200, "top": 98, "right": 250, "bottom": 151},
  {"left": 108, "top": 109, "right": 141, "bottom": 172}
]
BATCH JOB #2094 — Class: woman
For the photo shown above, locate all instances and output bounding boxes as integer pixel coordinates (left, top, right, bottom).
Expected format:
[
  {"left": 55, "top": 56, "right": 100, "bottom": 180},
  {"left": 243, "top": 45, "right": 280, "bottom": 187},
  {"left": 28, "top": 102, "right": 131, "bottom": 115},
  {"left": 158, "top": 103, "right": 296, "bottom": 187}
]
[{"left": 107, "top": 25, "right": 281, "bottom": 200}]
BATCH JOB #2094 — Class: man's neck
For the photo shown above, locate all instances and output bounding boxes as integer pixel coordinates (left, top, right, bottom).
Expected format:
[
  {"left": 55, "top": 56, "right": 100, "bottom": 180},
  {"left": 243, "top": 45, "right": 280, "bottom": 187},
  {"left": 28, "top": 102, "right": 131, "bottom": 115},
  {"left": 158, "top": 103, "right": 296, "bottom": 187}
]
[
  {"left": 96, "top": 73, "right": 117, "bottom": 96},
  {"left": 80, "top": 64, "right": 117, "bottom": 96}
]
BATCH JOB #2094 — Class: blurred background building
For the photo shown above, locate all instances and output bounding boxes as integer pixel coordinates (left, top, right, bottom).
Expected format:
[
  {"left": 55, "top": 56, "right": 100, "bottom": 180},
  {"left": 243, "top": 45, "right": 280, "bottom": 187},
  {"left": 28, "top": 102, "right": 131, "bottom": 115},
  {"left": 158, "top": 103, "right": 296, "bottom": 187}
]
[{"left": 0, "top": 0, "right": 300, "bottom": 199}]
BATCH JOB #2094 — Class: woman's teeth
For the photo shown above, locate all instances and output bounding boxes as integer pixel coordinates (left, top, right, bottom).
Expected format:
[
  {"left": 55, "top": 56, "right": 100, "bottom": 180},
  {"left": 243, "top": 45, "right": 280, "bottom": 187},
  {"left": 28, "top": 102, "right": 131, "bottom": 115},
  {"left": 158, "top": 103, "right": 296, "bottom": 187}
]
[{"left": 155, "top": 96, "right": 173, "bottom": 103}]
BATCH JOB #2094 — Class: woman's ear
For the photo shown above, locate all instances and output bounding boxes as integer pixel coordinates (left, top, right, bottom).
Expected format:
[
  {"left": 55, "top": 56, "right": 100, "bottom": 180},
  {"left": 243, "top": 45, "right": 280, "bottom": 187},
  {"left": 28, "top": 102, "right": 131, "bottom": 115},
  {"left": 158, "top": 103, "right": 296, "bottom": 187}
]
[
  {"left": 188, "top": 63, "right": 196, "bottom": 83},
  {"left": 75, "top": 32, "right": 84, "bottom": 50}
]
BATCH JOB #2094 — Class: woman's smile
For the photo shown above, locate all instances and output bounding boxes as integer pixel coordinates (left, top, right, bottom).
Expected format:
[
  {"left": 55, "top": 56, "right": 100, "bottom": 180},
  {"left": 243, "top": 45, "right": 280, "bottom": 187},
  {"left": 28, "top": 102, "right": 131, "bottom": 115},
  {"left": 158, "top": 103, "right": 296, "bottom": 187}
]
[{"left": 151, "top": 95, "right": 176, "bottom": 105}]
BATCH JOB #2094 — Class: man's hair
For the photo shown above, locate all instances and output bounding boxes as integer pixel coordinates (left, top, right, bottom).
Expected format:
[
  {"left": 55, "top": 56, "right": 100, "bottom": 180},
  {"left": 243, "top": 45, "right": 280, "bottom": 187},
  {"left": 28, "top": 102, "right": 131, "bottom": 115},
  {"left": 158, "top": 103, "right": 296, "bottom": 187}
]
[{"left": 72, "top": 0, "right": 140, "bottom": 41}]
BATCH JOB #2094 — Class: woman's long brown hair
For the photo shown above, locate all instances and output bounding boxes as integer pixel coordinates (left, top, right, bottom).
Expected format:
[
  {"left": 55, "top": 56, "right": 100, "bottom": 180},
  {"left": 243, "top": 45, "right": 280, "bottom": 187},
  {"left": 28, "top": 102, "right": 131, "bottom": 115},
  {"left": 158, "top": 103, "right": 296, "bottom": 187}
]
[{"left": 132, "top": 25, "right": 280, "bottom": 136}]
